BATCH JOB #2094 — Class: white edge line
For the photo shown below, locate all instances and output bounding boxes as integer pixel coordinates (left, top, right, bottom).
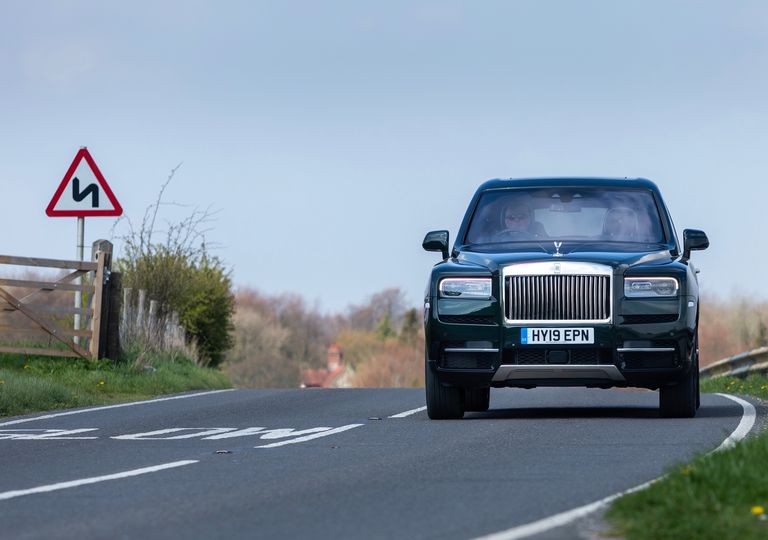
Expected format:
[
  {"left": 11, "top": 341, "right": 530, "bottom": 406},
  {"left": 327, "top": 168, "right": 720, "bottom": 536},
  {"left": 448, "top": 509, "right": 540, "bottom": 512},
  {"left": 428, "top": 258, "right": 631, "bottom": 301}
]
[
  {"left": 472, "top": 392, "right": 756, "bottom": 540},
  {"left": 0, "top": 460, "right": 198, "bottom": 501},
  {"left": 255, "top": 424, "right": 363, "bottom": 448},
  {"left": 0, "top": 389, "right": 235, "bottom": 427},
  {"left": 713, "top": 393, "right": 756, "bottom": 452},
  {"left": 388, "top": 406, "right": 427, "bottom": 418}
]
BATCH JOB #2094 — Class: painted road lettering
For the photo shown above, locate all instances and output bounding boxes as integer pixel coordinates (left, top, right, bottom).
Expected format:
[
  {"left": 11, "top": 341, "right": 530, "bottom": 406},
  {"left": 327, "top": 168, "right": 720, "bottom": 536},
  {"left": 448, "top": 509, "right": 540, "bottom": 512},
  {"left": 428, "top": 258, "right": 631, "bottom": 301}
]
[
  {"left": 113, "top": 428, "right": 239, "bottom": 440},
  {"left": 0, "top": 425, "right": 363, "bottom": 446},
  {"left": 112, "top": 427, "right": 335, "bottom": 441},
  {"left": 0, "top": 429, "right": 99, "bottom": 440}
]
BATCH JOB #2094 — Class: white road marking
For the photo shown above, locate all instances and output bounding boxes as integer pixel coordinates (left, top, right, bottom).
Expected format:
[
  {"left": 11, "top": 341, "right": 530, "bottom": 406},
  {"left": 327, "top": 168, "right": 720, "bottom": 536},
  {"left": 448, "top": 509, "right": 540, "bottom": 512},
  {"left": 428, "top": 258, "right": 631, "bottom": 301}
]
[
  {"left": 255, "top": 424, "right": 363, "bottom": 448},
  {"left": 0, "top": 460, "right": 198, "bottom": 502},
  {"left": 112, "top": 426, "right": 335, "bottom": 441},
  {"left": 474, "top": 479, "right": 657, "bottom": 540},
  {"left": 113, "top": 428, "right": 238, "bottom": 440},
  {"left": 388, "top": 406, "right": 427, "bottom": 418},
  {"left": 257, "top": 427, "right": 333, "bottom": 440},
  {"left": 0, "top": 425, "right": 358, "bottom": 443},
  {"left": 202, "top": 427, "right": 272, "bottom": 440},
  {"left": 472, "top": 393, "right": 758, "bottom": 540},
  {"left": 713, "top": 393, "right": 756, "bottom": 452},
  {"left": 0, "top": 389, "right": 234, "bottom": 427},
  {"left": 0, "top": 429, "right": 99, "bottom": 440}
]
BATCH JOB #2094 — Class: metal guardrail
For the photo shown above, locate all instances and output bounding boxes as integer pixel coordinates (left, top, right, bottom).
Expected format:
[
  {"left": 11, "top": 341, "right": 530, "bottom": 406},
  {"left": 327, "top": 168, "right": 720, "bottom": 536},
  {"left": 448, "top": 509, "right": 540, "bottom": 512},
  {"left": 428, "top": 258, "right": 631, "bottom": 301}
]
[{"left": 700, "top": 346, "right": 768, "bottom": 378}]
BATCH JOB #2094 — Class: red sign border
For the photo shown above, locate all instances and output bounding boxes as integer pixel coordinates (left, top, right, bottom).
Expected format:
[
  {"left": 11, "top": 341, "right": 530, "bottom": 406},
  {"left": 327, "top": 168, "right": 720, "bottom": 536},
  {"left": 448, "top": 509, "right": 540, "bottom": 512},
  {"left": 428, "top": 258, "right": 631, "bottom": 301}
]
[{"left": 46, "top": 148, "right": 123, "bottom": 217}]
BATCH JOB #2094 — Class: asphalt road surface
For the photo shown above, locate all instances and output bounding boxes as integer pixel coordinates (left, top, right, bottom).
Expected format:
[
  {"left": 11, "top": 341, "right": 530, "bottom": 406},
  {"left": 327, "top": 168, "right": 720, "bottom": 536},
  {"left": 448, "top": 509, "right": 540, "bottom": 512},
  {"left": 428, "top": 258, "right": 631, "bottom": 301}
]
[{"left": 0, "top": 388, "right": 760, "bottom": 540}]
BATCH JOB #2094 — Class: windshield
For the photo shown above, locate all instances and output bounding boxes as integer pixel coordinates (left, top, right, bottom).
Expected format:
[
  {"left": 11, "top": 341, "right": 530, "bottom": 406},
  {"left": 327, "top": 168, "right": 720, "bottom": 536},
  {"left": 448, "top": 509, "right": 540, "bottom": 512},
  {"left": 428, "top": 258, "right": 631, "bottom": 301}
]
[{"left": 464, "top": 187, "right": 666, "bottom": 246}]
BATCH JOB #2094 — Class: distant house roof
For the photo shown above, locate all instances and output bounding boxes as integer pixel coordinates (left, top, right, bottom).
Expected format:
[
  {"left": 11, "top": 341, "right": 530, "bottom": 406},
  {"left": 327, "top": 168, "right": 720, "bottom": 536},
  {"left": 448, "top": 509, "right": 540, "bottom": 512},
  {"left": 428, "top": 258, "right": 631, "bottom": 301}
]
[{"left": 300, "top": 344, "right": 350, "bottom": 388}]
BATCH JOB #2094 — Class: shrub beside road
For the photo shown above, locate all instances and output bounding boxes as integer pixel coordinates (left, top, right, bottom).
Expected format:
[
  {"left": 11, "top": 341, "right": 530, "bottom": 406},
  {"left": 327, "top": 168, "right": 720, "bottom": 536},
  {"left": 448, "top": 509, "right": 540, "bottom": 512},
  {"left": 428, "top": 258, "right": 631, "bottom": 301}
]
[{"left": 607, "top": 375, "right": 768, "bottom": 540}]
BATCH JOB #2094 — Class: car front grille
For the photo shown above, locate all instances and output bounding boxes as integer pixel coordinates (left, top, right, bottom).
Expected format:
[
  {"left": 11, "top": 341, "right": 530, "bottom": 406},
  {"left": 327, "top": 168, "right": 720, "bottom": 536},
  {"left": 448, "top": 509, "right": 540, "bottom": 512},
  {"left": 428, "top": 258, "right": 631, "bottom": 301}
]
[{"left": 505, "top": 275, "right": 610, "bottom": 321}]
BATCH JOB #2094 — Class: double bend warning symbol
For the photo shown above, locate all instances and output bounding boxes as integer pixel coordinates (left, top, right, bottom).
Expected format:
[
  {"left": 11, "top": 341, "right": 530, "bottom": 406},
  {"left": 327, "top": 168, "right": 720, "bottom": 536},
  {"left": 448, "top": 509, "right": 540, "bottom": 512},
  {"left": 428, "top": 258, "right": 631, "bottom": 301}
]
[{"left": 46, "top": 148, "right": 123, "bottom": 217}]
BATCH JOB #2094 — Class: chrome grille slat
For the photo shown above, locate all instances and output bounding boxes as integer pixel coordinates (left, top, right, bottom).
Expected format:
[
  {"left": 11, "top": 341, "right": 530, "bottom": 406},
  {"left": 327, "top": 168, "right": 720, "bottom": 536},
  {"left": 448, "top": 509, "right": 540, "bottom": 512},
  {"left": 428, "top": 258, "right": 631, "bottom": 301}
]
[{"left": 506, "top": 274, "right": 611, "bottom": 322}]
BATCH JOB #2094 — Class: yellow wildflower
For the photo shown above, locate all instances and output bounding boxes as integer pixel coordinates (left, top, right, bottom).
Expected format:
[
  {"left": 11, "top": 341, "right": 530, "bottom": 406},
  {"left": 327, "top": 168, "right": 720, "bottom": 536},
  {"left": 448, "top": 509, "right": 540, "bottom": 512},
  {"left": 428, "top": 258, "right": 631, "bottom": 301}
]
[{"left": 751, "top": 506, "right": 765, "bottom": 515}]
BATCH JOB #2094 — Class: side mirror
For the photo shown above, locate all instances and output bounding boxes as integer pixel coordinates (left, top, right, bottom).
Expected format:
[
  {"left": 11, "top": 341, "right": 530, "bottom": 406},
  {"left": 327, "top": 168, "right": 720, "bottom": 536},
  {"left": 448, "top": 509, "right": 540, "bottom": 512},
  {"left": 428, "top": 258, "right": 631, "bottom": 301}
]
[
  {"left": 423, "top": 230, "right": 449, "bottom": 260},
  {"left": 681, "top": 229, "right": 709, "bottom": 263}
]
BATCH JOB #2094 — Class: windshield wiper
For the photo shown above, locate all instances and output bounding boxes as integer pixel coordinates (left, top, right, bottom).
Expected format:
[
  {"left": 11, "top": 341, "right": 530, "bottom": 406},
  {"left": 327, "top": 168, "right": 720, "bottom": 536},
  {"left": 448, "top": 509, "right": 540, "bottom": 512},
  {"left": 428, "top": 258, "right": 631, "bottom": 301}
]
[
  {"left": 464, "top": 241, "right": 550, "bottom": 253},
  {"left": 562, "top": 241, "right": 667, "bottom": 255}
]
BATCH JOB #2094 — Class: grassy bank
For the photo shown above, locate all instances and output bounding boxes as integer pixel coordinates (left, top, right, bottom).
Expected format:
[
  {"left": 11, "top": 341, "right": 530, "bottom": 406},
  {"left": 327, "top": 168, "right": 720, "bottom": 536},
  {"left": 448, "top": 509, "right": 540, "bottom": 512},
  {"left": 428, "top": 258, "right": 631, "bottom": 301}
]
[
  {"left": 0, "top": 352, "right": 230, "bottom": 418},
  {"left": 606, "top": 375, "right": 768, "bottom": 540},
  {"left": 700, "top": 374, "right": 768, "bottom": 400}
]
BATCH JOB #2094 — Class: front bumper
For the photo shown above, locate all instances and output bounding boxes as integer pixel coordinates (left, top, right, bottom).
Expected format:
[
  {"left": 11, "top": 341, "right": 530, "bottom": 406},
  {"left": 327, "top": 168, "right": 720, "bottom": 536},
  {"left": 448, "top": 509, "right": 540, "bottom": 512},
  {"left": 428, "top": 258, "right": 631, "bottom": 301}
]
[{"left": 427, "top": 306, "right": 696, "bottom": 390}]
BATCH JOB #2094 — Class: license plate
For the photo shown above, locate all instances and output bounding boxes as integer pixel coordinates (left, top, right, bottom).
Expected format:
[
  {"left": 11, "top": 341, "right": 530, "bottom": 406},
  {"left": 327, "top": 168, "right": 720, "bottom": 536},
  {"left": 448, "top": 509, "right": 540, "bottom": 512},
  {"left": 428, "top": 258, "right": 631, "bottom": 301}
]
[{"left": 521, "top": 327, "right": 594, "bottom": 345}]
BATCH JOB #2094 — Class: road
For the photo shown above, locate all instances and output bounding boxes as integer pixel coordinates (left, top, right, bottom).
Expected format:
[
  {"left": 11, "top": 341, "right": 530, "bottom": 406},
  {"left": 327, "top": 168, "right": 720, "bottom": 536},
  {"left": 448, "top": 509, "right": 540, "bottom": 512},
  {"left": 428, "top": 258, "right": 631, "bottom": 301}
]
[{"left": 0, "top": 388, "right": 759, "bottom": 539}]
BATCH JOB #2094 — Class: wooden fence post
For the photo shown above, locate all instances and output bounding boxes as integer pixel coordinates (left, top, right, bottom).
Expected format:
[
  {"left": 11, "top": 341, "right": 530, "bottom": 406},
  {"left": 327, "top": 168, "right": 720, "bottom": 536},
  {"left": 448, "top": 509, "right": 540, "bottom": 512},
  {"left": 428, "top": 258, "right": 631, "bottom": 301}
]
[
  {"left": 89, "top": 240, "right": 112, "bottom": 360},
  {"left": 105, "top": 271, "right": 122, "bottom": 360},
  {"left": 148, "top": 300, "right": 159, "bottom": 344},
  {"left": 137, "top": 289, "right": 147, "bottom": 332}
]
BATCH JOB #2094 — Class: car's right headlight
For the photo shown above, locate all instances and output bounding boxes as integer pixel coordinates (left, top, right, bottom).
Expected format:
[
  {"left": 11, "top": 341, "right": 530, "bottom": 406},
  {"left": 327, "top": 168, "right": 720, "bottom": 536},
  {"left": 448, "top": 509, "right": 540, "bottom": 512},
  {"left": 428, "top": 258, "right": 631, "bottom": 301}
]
[{"left": 439, "top": 278, "right": 492, "bottom": 298}]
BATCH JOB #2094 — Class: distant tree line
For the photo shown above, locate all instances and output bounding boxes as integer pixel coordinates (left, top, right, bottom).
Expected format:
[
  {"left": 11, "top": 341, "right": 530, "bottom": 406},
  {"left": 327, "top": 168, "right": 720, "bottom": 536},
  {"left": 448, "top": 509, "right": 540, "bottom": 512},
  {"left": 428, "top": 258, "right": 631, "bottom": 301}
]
[
  {"left": 699, "top": 294, "right": 768, "bottom": 366},
  {"left": 225, "top": 288, "right": 768, "bottom": 388},
  {"left": 225, "top": 287, "right": 423, "bottom": 388}
]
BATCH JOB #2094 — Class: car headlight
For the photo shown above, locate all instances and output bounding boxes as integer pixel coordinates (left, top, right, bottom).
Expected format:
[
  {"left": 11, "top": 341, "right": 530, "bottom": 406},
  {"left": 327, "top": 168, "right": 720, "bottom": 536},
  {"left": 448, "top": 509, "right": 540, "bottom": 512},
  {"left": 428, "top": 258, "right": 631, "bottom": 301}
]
[
  {"left": 624, "top": 277, "right": 679, "bottom": 298},
  {"left": 439, "top": 278, "right": 492, "bottom": 298}
]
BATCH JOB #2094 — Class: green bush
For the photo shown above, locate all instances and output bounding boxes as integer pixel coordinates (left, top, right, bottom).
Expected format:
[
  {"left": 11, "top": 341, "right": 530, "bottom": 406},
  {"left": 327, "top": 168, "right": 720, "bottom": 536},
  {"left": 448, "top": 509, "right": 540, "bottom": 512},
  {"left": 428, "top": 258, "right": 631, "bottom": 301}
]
[
  {"left": 118, "top": 248, "right": 234, "bottom": 367},
  {"left": 176, "top": 256, "right": 234, "bottom": 366},
  {"left": 114, "top": 166, "right": 234, "bottom": 367}
]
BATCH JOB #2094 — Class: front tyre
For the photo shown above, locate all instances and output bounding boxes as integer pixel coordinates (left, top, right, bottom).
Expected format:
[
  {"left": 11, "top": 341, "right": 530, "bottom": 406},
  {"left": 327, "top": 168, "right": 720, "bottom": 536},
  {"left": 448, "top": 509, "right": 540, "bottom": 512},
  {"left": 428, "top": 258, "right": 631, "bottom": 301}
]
[
  {"left": 425, "top": 361, "right": 465, "bottom": 419},
  {"left": 659, "top": 344, "right": 699, "bottom": 418},
  {"left": 465, "top": 388, "right": 490, "bottom": 412}
]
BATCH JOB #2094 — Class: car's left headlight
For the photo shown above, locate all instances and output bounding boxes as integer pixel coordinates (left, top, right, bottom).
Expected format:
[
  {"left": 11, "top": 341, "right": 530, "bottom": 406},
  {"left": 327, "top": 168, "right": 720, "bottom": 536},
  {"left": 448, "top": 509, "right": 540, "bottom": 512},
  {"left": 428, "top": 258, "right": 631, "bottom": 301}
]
[
  {"left": 624, "top": 277, "right": 679, "bottom": 298},
  {"left": 439, "top": 278, "right": 492, "bottom": 298}
]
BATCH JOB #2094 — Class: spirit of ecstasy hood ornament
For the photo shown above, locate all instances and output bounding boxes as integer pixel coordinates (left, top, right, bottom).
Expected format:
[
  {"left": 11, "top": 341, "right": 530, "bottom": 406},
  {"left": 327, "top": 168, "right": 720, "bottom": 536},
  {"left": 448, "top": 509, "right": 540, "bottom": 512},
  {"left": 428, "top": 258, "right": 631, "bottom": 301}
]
[{"left": 553, "top": 241, "right": 563, "bottom": 257}]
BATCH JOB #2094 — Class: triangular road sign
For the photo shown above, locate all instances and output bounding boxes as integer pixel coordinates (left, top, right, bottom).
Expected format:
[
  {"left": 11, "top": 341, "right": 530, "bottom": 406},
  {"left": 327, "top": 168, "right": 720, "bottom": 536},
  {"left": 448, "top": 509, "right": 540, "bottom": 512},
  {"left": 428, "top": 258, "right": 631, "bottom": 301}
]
[{"left": 46, "top": 148, "right": 123, "bottom": 217}]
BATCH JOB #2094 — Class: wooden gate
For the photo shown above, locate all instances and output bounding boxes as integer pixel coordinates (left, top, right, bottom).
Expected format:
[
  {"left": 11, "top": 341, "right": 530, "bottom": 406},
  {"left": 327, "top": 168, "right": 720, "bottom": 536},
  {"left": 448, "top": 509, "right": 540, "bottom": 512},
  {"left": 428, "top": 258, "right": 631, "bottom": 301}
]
[{"left": 0, "top": 240, "right": 112, "bottom": 360}]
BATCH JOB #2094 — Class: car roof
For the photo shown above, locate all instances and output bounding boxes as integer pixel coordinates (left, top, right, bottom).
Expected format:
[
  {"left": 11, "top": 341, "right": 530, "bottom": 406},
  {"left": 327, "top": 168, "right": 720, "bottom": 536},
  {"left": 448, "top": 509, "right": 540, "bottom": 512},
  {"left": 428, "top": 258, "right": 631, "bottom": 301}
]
[{"left": 477, "top": 177, "right": 660, "bottom": 192}]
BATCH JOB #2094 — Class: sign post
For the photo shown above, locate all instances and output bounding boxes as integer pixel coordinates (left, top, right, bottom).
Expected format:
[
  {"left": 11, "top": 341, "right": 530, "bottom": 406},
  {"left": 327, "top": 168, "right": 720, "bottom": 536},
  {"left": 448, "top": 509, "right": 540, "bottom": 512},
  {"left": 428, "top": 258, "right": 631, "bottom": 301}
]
[{"left": 47, "top": 147, "right": 123, "bottom": 343}]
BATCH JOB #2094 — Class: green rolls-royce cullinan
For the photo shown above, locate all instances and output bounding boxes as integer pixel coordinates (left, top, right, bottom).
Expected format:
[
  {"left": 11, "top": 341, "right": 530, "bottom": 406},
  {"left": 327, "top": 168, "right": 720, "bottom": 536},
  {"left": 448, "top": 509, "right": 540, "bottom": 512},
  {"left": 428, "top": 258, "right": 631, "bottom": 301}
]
[{"left": 423, "top": 177, "right": 709, "bottom": 419}]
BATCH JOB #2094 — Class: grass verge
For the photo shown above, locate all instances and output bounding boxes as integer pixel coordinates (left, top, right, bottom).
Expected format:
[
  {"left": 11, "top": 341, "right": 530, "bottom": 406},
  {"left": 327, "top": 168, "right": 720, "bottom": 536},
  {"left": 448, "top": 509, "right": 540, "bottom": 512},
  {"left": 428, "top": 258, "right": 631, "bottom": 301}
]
[
  {"left": 0, "top": 351, "right": 230, "bottom": 418},
  {"left": 605, "top": 374, "right": 768, "bottom": 540},
  {"left": 700, "top": 374, "right": 768, "bottom": 400}
]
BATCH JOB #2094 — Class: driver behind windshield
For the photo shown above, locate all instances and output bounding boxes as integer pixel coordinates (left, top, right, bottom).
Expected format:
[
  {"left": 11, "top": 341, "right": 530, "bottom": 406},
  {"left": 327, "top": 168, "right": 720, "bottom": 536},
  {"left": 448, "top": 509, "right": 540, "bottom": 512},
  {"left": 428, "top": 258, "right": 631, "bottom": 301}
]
[
  {"left": 496, "top": 203, "right": 547, "bottom": 240},
  {"left": 503, "top": 204, "right": 532, "bottom": 232}
]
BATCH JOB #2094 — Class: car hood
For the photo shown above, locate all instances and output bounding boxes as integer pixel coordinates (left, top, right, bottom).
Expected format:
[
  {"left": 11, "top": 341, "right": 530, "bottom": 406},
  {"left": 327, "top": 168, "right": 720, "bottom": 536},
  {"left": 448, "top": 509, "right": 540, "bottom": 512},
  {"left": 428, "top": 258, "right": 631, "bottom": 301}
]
[{"left": 456, "top": 246, "right": 676, "bottom": 272}]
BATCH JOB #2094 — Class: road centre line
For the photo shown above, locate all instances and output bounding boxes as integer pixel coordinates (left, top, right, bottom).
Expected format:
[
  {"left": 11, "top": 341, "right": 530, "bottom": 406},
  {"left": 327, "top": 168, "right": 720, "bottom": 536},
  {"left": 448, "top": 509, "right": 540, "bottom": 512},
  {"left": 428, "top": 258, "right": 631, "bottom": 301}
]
[
  {"left": 0, "top": 389, "right": 234, "bottom": 427},
  {"left": 0, "top": 460, "right": 198, "bottom": 502},
  {"left": 255, "top": 424, "right": 363, "bottom": 448},
  {"left": 472, "top": 393, "right": 758, "bottom": 540},
  {"left": 388, "top": 406, "right": 427, "bottom": 418}
]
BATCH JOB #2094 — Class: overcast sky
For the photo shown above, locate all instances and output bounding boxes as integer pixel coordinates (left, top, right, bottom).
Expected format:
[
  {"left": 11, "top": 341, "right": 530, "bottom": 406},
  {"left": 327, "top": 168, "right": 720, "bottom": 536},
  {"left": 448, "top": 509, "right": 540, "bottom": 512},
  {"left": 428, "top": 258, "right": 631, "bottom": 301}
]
[{"left": 2, "top": 1, "right": 767, "bottom": 312}]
